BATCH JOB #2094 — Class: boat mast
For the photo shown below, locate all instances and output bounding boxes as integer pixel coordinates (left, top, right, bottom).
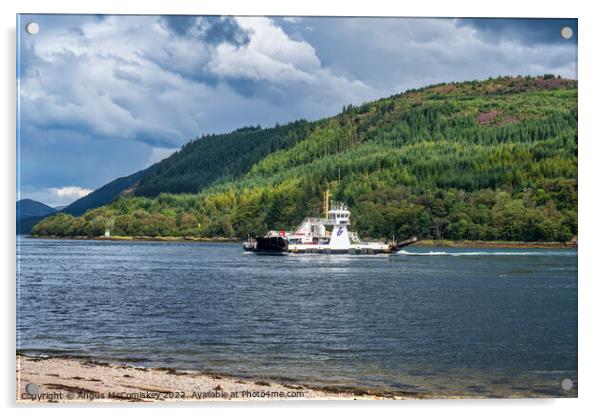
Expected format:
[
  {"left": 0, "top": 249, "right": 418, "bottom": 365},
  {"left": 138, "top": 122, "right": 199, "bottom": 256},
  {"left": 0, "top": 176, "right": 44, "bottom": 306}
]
[{"left": 323, "top": 189, "right": 330, "bottom": 220}]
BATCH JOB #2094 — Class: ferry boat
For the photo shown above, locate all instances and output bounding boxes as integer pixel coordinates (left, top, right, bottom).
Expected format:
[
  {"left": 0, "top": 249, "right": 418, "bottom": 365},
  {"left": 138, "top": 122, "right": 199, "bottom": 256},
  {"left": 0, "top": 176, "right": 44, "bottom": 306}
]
[{"left": 243, "top": 191, "right": 417, "bottom": 254}]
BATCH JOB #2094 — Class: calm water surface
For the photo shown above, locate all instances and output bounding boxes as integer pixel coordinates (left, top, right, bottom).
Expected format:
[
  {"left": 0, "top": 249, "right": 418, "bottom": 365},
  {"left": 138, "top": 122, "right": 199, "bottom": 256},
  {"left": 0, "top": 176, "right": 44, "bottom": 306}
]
[{"left": 17, "top": 238, "right": 577, "bottom": 397}]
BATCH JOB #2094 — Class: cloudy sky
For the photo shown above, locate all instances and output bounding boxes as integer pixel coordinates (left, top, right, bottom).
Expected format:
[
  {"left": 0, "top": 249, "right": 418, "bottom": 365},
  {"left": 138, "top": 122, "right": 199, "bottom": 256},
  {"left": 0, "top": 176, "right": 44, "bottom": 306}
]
[{"left": 17, "top": 15, "right": 577, "bottom": 207}]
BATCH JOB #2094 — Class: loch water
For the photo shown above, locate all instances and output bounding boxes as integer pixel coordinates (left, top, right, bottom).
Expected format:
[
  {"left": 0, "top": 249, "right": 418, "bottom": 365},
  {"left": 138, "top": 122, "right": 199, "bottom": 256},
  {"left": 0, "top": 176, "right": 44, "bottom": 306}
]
[{"left": 17, "top": 238, "right": 578, "bottom": 397}]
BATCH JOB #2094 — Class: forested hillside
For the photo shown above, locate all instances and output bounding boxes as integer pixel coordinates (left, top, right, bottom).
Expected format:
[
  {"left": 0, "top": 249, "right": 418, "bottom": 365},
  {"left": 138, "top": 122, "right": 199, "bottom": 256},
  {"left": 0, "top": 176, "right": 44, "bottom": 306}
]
[
  {"left": 134, "top": 121, "right": 312, "bottom": 196},
  {"left": 33, "top": 75, "right": 578, "bottom": 242}
]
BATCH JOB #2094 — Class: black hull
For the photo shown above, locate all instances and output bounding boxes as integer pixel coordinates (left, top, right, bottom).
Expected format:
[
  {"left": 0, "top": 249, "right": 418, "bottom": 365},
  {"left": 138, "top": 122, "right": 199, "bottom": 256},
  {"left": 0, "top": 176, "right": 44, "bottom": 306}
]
[{"left": 246, "top": 236, "right": 288, "bottom": 253}]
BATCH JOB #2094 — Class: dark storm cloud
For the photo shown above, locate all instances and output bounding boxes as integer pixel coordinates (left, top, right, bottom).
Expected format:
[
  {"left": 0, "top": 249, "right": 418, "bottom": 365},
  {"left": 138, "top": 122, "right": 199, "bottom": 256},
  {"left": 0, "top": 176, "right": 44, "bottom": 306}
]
[
  {"left": 458, "top": 18, "right": 577, "bottom": 45},
  {"left": 288, "top": 17, "right": 577, "bottom": 93},
  {"left": 146, "top": 16, "right": 252, "bottom": 85},
  {"left": 201, "top": 16, "right": 250, "bottom": 46},
  {"left": 161, "top": 15, "right": 250, "bottom": 46},
  {"left": 162, "top": 15, "right": 197, "bottom": 36},
  {"left": 19, "top": 126, "right": 153, "bottom": 190}
]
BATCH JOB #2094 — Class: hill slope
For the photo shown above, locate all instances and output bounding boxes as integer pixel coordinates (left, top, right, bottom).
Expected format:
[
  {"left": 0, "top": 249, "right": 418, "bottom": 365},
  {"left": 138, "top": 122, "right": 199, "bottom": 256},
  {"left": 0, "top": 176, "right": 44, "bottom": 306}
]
[
  {"left": 62, "top": 169, "right": 148, "bottom": 216},
  {"left": 32, "top": 76, "right": 578, "bottom": 242},
  {"left": 133, "top": 121, "right": 312, "bottom": 197},
  {"left": 17, "top": 199, "right": 56, "bottom": 219},
  {"left": 16, "top": 199, "right": 57, "bottom": 234}
]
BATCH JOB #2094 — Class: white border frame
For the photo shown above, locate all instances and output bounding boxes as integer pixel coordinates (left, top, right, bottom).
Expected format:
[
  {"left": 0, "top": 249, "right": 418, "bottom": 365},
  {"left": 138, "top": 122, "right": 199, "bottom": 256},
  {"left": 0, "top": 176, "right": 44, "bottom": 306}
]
[{"left": 3, "top": 1, "right": 600, "bottom": 415}]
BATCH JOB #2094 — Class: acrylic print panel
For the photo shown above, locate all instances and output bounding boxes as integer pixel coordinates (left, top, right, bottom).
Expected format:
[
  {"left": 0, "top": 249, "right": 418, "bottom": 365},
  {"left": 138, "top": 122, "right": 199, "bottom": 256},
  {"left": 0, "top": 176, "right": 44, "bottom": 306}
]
[{"left": 16, "top": 15, "right": 578, "bottom": 402}]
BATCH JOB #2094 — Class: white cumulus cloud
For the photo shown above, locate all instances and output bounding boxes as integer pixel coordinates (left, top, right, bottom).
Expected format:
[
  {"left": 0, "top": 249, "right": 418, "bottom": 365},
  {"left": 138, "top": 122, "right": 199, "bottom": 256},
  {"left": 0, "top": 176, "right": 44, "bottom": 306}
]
[{"left": 19, "top": 186, "right": 93, "bottom": 207}]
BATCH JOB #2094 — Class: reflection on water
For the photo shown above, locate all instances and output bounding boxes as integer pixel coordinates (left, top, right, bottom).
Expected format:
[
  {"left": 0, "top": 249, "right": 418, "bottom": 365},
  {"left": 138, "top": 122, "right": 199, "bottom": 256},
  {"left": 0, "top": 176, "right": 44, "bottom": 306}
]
[{"left": 17, "top": 238, "right": 577, "bottom": 397}]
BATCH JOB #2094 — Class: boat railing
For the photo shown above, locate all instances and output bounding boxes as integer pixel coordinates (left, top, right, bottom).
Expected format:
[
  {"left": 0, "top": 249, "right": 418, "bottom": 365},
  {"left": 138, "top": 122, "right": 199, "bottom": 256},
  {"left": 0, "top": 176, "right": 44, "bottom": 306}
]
[{"left": 299, "top": 217, "right": 348, "bottom": 226}]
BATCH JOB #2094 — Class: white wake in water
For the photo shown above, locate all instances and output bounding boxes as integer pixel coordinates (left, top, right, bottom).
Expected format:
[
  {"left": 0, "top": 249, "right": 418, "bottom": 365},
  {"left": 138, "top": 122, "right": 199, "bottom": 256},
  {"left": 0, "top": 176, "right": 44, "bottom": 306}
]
[{"left": 395, "top": 250, "right": 575, "bottom": 257}]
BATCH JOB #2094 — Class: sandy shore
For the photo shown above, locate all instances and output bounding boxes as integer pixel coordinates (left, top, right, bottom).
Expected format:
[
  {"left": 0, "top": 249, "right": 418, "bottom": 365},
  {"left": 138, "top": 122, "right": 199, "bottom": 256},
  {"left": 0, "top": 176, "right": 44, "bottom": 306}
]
[{"left": 16, "top": 354, "right": 428, "bottom": 402}]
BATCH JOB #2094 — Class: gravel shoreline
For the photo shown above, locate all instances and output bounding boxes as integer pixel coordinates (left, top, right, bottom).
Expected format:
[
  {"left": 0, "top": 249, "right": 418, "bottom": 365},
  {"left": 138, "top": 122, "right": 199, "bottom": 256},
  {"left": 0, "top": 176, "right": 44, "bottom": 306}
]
[{"left": 16, "top": 354, "right": 430, "bottom": 402}]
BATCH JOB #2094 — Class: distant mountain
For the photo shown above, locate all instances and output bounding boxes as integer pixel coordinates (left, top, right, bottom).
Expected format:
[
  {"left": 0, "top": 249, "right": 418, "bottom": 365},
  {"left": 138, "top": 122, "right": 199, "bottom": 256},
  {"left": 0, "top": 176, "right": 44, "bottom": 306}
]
[
  {"left": 16, "top": 199, "right": 57, "bottom": 234},
  {"left": 17, "top": 199, "right": 56, "bottom": 219},
  {"left": 53, "top": 205, "right": 67, "bottom": 211},
  {"left": 62, "top": 169, "right": 148, "bottom": 216}
]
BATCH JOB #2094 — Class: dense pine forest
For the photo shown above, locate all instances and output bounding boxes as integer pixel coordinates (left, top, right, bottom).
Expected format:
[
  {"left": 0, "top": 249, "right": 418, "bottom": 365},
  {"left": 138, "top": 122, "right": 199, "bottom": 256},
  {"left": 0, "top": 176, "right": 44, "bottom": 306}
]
[
  {"left": 32, "top": 75, "right": 578, "bottom": 242},
  {"left": 134, "top": 121, "right": 312, "bottom": 196}
]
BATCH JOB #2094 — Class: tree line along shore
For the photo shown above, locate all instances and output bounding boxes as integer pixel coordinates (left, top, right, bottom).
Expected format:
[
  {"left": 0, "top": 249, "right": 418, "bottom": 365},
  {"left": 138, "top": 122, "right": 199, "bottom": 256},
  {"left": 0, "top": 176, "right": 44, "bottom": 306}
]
[{"left": 25, "top": 235, "right": 577, "bottom": 249}]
